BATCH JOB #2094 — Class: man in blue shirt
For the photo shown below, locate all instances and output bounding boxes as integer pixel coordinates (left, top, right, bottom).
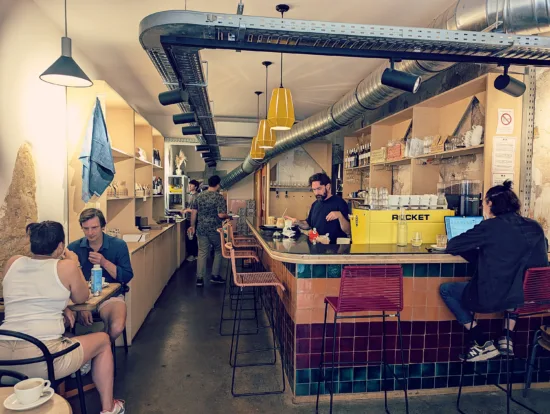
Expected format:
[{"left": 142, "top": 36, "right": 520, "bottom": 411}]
[{"left": 68, "top": 208, "right": 133, "bottom": 342}]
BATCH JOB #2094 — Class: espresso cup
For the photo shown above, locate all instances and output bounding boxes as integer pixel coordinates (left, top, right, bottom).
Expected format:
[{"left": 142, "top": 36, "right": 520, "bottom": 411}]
[{"left": 14, "top": 378, "right": 51, "bottom": 405}]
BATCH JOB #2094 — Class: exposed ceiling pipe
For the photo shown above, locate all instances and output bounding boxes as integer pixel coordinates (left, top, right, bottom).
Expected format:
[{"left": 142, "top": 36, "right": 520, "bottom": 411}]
[{"left": 221, "top": 0, "right": 550, "bottom": 189}]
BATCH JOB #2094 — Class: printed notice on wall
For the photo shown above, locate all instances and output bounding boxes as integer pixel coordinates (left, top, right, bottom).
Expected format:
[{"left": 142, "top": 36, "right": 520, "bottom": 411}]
[
  {"left": 492, "top": 173, "right": 514, "bottom": 186},
  {"left": 496, "top": 108, "right": 515, "bottom": 134},
  {"left": 492, "top": 136, "right": 516, "bottom": 173}
]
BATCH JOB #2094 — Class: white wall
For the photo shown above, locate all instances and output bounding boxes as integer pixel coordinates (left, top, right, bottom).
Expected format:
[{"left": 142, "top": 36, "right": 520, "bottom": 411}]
[{"left": 0, "top": 0, "right": 99, "bottom": 225}]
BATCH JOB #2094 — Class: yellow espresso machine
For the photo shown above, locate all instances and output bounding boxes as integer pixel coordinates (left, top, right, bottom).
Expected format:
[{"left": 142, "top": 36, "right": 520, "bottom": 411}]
[{"left": 350, "top": 206, "right": 454, "bottom": 245}]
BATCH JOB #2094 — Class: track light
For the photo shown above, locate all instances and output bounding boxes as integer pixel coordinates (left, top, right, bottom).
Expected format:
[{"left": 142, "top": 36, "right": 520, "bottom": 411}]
[
  {"left": 207, "top": 162, "right": 217, "bottom": 168},
  {"left": 494, "top": 65, "right": 526, "bottom": 97},
  {"left": 158, "top": 88, "right": 188, "bottom": 106},
  {"left": 195, "top": 145, "right": 210, "bottom": 152},
  {"left": 182, "top": 126, "right": 201, "bottom": 135},
  {"left": 381, "top": 60, "right": 421, "bottom": 93},
  {"left": 200, "top": 152, "right": 212, "bottom": 159},
  {"left": 173, "top": 112, "right": 197, "bottom": 125}
]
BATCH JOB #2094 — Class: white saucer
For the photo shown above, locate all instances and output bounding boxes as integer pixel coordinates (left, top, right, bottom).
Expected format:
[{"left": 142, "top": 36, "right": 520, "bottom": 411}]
[
  {"left": 430, "top": 245, "right": 447, "bottom": 251},
  {"left": 4, "top": 388, "right": 54, "bottom": 411}
]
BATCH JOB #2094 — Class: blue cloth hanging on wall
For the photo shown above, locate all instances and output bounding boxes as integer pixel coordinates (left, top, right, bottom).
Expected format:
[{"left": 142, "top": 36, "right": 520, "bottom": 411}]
[{"left": 80, "top": 98, "right": 115, "bottom": 202}]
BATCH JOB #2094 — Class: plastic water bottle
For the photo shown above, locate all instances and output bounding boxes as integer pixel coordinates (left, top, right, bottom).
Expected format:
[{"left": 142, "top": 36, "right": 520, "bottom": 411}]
[{"left": 91, "top": 264, "right": 103, "bottom": 297}]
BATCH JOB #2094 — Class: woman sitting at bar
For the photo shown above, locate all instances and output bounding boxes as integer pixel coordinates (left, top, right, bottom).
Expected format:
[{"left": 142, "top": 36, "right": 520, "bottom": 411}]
[
  {"left": 440, "top": 181, "right": 548, "bottom": 362},
  {"left": 0, "top": 221, "right": 125, "bottom": 414}
]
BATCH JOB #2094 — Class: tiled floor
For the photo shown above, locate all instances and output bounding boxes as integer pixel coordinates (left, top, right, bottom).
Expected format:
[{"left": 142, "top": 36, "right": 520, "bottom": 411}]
[{"left": 69, "top": 260, "right": 550, "bottom": 413}]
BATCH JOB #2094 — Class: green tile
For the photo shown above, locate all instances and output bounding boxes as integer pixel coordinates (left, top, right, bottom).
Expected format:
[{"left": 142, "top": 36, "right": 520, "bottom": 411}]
[
  {"left": 435, "top": 377, "right": 448, "bottom": 388},
  {"left": 435, "top": 362, "right": 448, "bottom": 377},
  {"left": 297, "top": 264, "right": 311, "bottom": 278},
  {"left": 311, "top": 368, "right": 321, "bottom": 383},
  {"left": 403, "top": 264, "right": 414, "bottom": 277},
  {"left": 422, "top": 377, "right": 435, "bottom": 389},
  {"left": 296, "top": 383, "right": 310, "bottom": 396},
  {"left": 339, "top": 367, "right": 353, "bottom": 382},
  {"left": 353, "top": 381, "right": 367, "bottom": 393},
  {"left": 312, "top": 264, "right": 327, "bottom": 278},
  {"left": 339, "top": 382, "right": 353, "bottom": 394},
  {"left": 353, "top": 367, "right": 367, "bottom": 381},
  {"left": 454, "top": 263, "right": 468, "bottom": 277},
  {"left": 367, "top": 380, "right": 381, "bottom": 393},
  {"left": 409, "top": 364, "right": 421, "bottom": 378},
  {"left": 296, "top": 369, "right": 310, "bottom": 384},
  {"left": 428, "top": 263, "right": 441, "bottom": 277},
  {"left": 414, "top": 264, "right": 428, "bottom": 277},
  {"left": 421, "top": 363, "right": 435, "bottom": 377},
  {"left": 327, "top": 264, "right": 342, "bottom": 278},
  {"left": 441, "top": 263, "right": 454, "bottom": 277},
  {"left": 368, "top": 366, "right": 381, "bottom": 380}
]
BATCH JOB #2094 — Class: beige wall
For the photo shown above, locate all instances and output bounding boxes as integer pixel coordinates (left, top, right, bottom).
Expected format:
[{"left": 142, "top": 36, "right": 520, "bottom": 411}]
[
  {"left": 0, "top": 0, "right": 98, "bottom": 226},
  {"left": 531, "top": 68, "right": 550, "bottom": 237}
]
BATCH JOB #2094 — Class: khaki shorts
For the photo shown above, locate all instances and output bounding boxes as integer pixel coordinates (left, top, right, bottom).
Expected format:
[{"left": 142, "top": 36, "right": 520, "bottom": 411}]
[
  {"left": 0, "top": 337, "right": 84, "bottom": 380},
  {"left": 98, "top": 294, "right": 126, "bottom": 313}
]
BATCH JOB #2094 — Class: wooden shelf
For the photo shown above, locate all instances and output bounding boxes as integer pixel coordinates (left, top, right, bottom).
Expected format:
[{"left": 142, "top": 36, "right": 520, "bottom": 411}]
[
  {"left": 153, "top": 164, "right": 163, "bottom": 170},
  {"left": 372, "top": 158, "right": 411, "bottom": 167},
  {"left": 351, "top": 125, "right": 372, "bottom": 137},
  {"left": 135, "top": 196, "right": 153, "bottom": 200},
  {"left": 412, "top": 145, "right": 485, "bottom": 160},
  {"left": 107, "top": 196, "right": 133, "bottom": 201},
  {"left": 135, "top": 157, "right": 153, "bottom": 167},
  {"left": 345, "top": 165, "right": 370, "bottom": 171},
  {"left": 153, "top": 195, "right": 164, "bottom": 198},
  {"left": 112, "top": 147, "right": 133, "bottom": 159}
]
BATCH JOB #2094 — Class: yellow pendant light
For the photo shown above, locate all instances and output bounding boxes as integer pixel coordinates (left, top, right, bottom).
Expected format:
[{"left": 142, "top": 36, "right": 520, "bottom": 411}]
[
  {"left": 267, "top": 5, "right": 294, "bottom": 131},
  {"left": 257, "top": 119, "right": 277, "bottom": 149},
  {"left": 250, "top": 91, "right": 265, "bottom": 159}
]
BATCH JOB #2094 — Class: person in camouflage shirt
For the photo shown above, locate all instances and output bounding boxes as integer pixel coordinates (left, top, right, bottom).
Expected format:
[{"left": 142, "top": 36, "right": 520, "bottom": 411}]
[{"left": 188, "top": 175, "right": 229, "bottom": 287}]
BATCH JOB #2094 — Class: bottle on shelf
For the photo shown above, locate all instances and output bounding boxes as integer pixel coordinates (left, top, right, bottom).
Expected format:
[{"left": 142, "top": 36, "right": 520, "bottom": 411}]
[{"left": 355, "top": 148, "right": 359, "bottom": 168}]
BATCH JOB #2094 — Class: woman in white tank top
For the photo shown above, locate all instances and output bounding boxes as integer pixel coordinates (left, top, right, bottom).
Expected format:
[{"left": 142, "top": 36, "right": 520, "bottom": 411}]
[{"left": 0, "top": 221, "right": 125, "bottom": 414}]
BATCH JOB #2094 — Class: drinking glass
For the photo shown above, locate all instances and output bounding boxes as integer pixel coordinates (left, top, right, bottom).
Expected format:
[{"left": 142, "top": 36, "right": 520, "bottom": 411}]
[
  {"left": 411, "top": 231, "right": 423, "bottom": 247},
  {"left": 436, "top": 234, "right": 448, "bottom": 249}
]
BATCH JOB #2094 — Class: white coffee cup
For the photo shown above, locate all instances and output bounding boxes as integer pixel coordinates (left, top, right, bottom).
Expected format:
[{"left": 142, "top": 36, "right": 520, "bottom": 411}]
[
  {"left": 14, "top": 378, "right": 52, "bottom": 405},
  {"left": 399, "top": 195, "right": 410, "bottom": 207},
  {"left": 420, "top": 195, "right": 431, "bottom": 207},
  {"left": 389, "top": 195, "right": 400, "bottom": 207},
  {"left": 409, "top": 195, "right": 420, "bottom": 207}
]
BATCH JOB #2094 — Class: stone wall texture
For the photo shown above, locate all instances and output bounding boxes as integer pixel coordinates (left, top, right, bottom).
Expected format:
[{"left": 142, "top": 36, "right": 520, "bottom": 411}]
[{"left": 0, "top": 142, "right": 38, "bottom": 287}]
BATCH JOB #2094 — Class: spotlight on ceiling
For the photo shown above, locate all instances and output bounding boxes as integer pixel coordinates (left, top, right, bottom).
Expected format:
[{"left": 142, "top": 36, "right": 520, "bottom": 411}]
[
  {"left": 200, "top": 152, "right": 212, "bottom": 159},
  {"left": 158, "top": 88, "right": 188, "bottom": 106},
  {"left": 381, "top": 60, "right": 422, "bottom": 93},
  {"left": 494, "top": 65, "right": 526, "bottom": 97},
  {"left": 173, "top": 112, "right": 197, "bottom": 125},
  {"left": 195, "top": 145, "right": 210, "bottom": 152},
  {"left": 182, "top": 126, "right": 201, "bottom": 135},
  {"left": 237, "top": 0, "right": 244, "bottom": 15}
]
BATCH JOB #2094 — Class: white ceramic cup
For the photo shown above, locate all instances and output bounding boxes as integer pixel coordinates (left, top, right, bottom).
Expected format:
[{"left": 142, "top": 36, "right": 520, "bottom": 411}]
[
  {"left": 389, "top": 195, "right": 400, "bottom": 207},
  {"left": 409, "top": 195, "right": 420, "bottom": 207},
  {"left": 429, "top": 194, "right": 438, "bottom": 207},
  {"left": 399, "top": 195, "right": 410, "bottom": 207},
  {"left": 14, "top": 378, "right": 52, "bottom": 405},
  {"left": 420, "top": 195, "right": 431, "bottom": 207}
]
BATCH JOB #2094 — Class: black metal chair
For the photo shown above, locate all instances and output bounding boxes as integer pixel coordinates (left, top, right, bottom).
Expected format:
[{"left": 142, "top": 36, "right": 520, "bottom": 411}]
[{"left": 0, "top": 329, "right": 87, "bottom": 414}]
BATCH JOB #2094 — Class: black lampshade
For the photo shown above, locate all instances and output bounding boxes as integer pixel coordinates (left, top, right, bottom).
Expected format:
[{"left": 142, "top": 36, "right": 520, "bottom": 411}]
[
  {"left": 200, "top": 152, "right": 212, "bottom": 159},
  {"left": 494, "top": 75, "right": 526, "bottom": 97},
  {"left": 159, "top": 89, "right": 189, "bottom": 106},
  {"left": 195, "top": 145, "right": 210, "bottom": 152},
  {"left": 173, "top": 112, "right": 197, "bottom": 125},
  {"left": 40, "top": 37, "right": 92, "bottom": 88},
  {"left": 381, "top": 68, "right": 421, "bottom": 93},
  {"left": 182, "top": 126, "right": 201, "bottom": 135}
]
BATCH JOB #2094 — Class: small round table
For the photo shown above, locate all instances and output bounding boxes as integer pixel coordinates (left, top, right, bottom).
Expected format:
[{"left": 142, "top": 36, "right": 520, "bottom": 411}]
[{"left": 0, "top": 387, "right": 72, "bottom": 413}]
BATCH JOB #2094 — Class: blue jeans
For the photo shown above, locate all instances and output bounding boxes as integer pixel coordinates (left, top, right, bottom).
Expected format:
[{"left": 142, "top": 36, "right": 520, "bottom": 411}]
[{"left": 439, "top": 282, "right": 473, "bottom": 325}]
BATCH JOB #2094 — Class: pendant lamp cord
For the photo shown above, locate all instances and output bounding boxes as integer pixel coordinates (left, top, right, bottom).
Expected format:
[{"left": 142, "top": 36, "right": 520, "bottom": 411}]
[
  {"left": 64, "top": 0, "right": 68, "bottom": 37},
  {"left": 280, "top": 9, "right": 284, "bottom": 88},
  {"left": 265, "top": 65, "right": 269, "bottom": 118}
]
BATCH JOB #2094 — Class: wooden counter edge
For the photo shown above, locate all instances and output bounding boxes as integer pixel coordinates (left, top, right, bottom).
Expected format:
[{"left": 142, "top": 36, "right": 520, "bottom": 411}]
[
  {"left": 126, "top": 223, "right": 178, "bottom": 255},
  {"left": 246, "top": 220, "right": 467, "bottom": 265}
]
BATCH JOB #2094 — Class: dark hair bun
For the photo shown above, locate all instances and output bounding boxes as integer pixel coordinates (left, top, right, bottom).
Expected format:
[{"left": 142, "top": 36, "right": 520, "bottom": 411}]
[{"left": 502, "top": 180, "right": 513, "bottom": 190}]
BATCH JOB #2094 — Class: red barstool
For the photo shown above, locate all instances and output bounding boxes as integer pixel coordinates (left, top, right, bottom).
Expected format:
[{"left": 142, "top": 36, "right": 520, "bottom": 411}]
[
  {"left": 225, "top": 222, "right": 260, "bottom": 250},
  {"left": 315, "top": 265, "right": 408, "bottom": 414},
  {"left": 217, "top": 229, "right": 260, "bottom": 336},
  {"left": 226, "top": 243, "right": 286, "bottom": 397}
]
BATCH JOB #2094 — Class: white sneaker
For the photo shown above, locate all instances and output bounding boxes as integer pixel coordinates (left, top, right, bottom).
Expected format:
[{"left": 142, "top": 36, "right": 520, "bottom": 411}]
[
  {"left": 101, "top": 400, "right": 125, "bottom": 414},
  {"left": 186, "top": 255, "right": 196, "bottom": 262},
  {"left": 80, "top": 361, "right": 91, "bottom": 376}
]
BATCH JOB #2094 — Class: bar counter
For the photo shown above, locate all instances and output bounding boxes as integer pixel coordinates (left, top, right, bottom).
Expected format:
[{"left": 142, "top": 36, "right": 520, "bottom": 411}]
[{"left": 245, "top": 219, "right": 550, "bottom": 401}]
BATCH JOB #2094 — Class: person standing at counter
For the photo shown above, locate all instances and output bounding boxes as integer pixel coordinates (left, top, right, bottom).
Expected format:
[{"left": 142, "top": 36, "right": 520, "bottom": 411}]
[
  {"left": 68, "top": 208, "right": 134, "bottom": 344},
  {"left": 188, "top": 175, "right": 230, "bottom": 287},
  {"left": 440, "top": 181, "right": 548, "bottom": 362},
  {"left": 182, "top": 179, "right": 201, "bottom": 262},
  {"left": 285, "top": 172, "right": 350, "bottom": 244}
]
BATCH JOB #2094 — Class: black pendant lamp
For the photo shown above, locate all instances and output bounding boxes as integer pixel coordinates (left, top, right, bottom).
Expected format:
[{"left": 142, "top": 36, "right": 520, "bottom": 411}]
[{"left": 39, "top": 0, "right": 92, "bottom": 88}]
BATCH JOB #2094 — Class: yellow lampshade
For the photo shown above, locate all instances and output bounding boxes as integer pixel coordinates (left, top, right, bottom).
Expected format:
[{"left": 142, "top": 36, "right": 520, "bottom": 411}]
[
  {"left": 257, "top": 119, "right": 276, "bottom": 149},
  {"left": 250, "top": 135, "right": 265, "bottom": 160},
  {"left": 267, "top": 87, "right": 295, "bottom": 131}
]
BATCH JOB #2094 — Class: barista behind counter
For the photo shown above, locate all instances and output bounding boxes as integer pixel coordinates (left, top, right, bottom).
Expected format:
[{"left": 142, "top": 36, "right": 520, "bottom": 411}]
[{"left": 285, "top": 173, "right": 350, "bottom": 244}]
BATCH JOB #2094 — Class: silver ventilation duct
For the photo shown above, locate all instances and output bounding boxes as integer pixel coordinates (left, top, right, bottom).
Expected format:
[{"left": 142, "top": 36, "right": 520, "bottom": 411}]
[{"left": 220, "top": 0, "right": 550, "bottom": 188}]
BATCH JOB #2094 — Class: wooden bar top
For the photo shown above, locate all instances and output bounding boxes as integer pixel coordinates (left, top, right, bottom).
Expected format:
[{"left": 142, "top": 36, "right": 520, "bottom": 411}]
[
  {"left": 246, "top": 218, "right": 466, "bottom": 265},
  {"left": 126, "top": 223, "right": 177, "bottom": 255}
]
